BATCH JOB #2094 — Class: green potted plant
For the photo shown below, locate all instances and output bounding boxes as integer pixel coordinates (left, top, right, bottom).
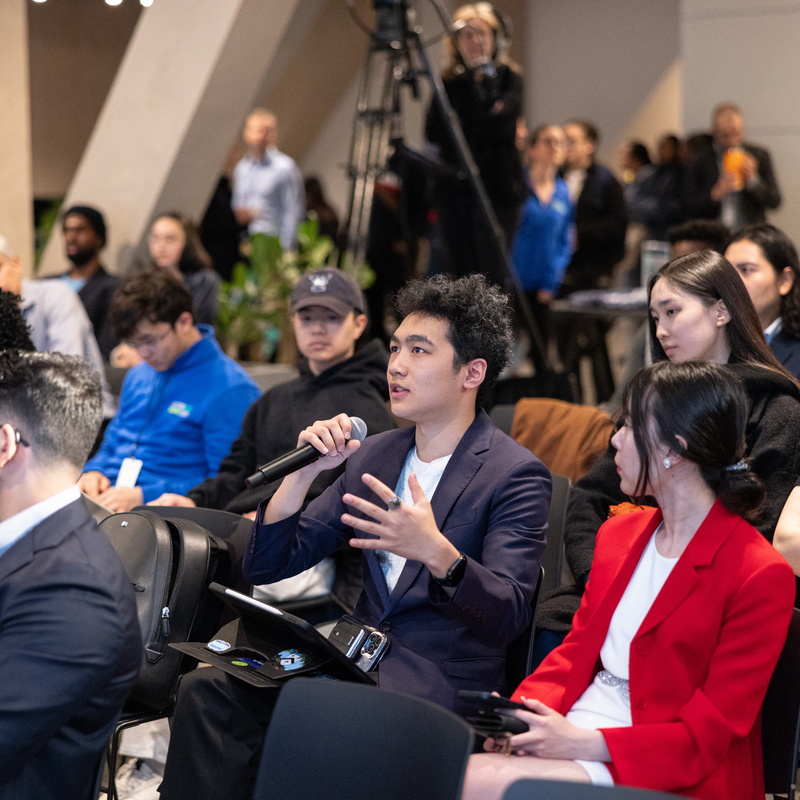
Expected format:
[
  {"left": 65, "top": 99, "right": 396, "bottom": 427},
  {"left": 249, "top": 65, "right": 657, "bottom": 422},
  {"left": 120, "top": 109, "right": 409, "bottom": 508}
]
[{"left": 216, "top": 220, "right": 372, "bottom": 362}]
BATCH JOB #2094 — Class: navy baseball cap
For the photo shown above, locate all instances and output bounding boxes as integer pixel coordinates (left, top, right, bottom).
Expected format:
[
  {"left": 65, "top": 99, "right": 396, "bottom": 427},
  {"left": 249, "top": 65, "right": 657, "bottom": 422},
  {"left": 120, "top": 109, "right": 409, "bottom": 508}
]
[{"left": 290, "top": 268, "right": 365, "bottom": 317}]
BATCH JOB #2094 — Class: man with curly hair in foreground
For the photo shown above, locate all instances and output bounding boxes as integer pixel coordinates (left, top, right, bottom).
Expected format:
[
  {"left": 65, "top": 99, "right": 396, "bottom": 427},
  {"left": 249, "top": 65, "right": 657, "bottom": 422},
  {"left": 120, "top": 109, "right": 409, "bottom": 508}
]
[{"left": 158, "top": 274, "right": 552, "bottom": 800}]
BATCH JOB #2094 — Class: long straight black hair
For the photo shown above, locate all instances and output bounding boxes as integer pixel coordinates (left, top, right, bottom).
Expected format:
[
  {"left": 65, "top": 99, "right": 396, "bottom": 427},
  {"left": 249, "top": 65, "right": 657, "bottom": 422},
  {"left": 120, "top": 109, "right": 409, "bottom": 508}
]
[
  {"left": 727, "top": 223, "right": 800, "bottom": 337},
  {"left": 622, "top": 360, "right": 764, "bottom": 521},
  {"left": 647, "top": 250, "right": 799, "bottom": 389}
]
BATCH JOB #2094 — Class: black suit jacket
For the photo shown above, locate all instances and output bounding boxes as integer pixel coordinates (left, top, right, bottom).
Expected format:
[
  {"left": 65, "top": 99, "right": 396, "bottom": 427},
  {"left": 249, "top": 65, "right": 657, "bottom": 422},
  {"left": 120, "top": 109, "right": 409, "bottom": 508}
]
[
  {"left": 51, "top": 266, "right": 119, "bottom": 361},
  {"left": 770, "top": 328, "right": 800, "bottom": 380},
  {"left": 0, "top": 497, "right": 141, "bottom": 799},
  {"left": 684, "top": 142, "right": 781, "bottom": 226},
  {"left": 247, "top": 411, "right": 551, "bottom": 710},
  {"left": 562, "top": 163, "right": 628, "bottom": 289}
]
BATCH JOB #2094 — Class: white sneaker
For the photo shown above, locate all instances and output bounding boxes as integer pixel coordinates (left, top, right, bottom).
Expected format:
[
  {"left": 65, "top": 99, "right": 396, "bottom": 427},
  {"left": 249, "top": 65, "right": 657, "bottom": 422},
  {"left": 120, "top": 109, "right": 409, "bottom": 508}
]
[{"left": 113, "top": 757, "right": 162, "bottom": 800}]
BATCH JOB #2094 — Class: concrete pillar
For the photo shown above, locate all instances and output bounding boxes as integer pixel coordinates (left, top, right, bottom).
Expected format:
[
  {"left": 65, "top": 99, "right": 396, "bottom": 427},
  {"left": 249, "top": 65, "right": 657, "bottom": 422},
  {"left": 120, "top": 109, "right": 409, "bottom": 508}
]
[
  {"left": 38, "top": 0, "right": 306, "bottom": 276},
  {"left": 0, "top": 0, "right": 34, "bottom": 273}
]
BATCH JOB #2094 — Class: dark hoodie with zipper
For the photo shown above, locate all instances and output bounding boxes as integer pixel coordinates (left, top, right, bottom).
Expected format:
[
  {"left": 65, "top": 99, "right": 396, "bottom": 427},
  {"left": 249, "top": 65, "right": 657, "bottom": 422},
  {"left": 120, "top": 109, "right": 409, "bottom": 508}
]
[
  {"left": 187, "top": 339, "right": 395, "bottom": 514},
  {"left": 187, "top": 339, "right": 396, "bottom": 610},
  {"left": 537, "top": 362, "right": 800, "bottom": 635}
]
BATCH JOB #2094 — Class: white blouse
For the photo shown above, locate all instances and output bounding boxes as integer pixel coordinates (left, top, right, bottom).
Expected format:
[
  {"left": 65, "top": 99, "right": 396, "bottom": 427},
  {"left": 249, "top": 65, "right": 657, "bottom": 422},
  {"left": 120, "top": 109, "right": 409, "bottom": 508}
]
[{"left": 565, "top": 527, "right": 677, "bottom": 784}]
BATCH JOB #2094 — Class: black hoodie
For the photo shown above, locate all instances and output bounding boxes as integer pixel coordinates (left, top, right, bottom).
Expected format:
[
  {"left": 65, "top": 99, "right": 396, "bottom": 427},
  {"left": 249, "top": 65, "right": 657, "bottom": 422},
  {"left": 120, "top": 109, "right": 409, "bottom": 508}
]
[{"left": 187, "top": 339, "right": 395, "bottom": 514}]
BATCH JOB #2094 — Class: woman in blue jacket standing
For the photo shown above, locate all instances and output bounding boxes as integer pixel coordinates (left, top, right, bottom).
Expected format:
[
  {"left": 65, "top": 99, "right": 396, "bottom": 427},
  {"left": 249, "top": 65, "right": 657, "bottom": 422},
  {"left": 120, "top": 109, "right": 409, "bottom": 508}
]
[{"left": 512, "top": 124, "right": 574, "bottom": 349}]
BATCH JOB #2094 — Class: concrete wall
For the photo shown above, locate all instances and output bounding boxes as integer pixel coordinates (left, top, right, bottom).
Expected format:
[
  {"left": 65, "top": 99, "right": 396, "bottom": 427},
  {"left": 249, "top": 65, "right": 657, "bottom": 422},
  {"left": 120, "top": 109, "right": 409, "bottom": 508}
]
[
  {"left": 682, "top": 0, "right": 800, "bottom": 240},
  {"left": 524, "top": 0, "right": 682, "bottom": 170},
  {"left": 37, "top": 0, "right": 309, "bottom": 276},
  {"left": 0, "top": 0, "right": 34, "bottom": 268},
  {"left": 28, "top": 0, "right": 141, "bottom": 199}
]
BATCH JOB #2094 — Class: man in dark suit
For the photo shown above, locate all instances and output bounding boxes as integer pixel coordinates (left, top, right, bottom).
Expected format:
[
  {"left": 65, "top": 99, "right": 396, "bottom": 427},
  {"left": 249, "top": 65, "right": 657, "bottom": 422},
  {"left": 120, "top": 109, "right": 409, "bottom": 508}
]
[
  {"left": 684, "top": 103, "right": 781, "bottom": 232},
  {"left": 158, "top": 274, "right": 551, "bottom": 800},
  {"left": 0, "top": 351, "right": 141, "bottom": 799}
]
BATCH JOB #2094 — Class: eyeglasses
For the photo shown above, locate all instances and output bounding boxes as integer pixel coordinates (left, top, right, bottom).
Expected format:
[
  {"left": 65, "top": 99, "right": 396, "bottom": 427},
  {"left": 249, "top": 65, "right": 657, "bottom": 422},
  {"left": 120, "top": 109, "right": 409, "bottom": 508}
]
[{"left": 123, "top": 329, "right": 171, "bottom": 353}]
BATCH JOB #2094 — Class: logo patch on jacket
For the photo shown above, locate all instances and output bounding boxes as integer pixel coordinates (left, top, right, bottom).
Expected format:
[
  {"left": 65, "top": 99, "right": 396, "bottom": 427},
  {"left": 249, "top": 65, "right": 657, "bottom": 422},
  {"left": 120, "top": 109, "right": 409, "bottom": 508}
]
[{"left": 167, "top": 401, "right": 193, "bottom": 418}]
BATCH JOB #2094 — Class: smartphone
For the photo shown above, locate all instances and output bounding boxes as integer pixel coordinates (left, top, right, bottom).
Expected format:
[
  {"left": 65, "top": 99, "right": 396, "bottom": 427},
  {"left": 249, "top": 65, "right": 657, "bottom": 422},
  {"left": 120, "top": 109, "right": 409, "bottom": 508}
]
[
  {"left": 327, "top": 614, "right": 389, "bottom": 672},
  {"left": 458, "top": 690, "right": 528, "bottom": 711}
]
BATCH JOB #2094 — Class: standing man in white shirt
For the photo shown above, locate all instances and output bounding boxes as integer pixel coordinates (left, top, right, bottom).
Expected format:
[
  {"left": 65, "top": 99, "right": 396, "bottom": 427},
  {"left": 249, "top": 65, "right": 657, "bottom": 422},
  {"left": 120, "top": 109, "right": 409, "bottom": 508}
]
[{"left": 231, "top": 108, "right": 305, "bottom": 251}]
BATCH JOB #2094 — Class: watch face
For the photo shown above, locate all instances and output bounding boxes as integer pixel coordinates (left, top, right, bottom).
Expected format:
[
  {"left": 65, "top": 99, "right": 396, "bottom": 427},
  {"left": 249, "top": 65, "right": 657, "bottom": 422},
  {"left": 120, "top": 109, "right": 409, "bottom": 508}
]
[{"left": 438, "top": 554, "right": 466, "bottom": 586}]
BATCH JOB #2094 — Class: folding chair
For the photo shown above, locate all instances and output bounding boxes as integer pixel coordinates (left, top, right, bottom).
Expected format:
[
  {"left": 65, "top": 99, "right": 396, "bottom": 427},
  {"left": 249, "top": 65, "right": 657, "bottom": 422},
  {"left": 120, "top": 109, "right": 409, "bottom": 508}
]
[{"left": 505, "top": 565, "right": 545, "bottom": 692}]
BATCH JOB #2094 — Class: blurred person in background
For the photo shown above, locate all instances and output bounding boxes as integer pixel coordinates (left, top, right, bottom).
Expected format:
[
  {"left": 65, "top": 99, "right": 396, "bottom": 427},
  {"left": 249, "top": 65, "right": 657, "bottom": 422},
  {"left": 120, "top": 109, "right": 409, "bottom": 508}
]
[
  {"left": 148, "top": 212, "right": 221, "bottom": 326},
  {"left": 426, "top": 3, "right": 524, "bottom": 287},
  {"left": 511, "top": 124, "right": 573, "bottom": 348}
]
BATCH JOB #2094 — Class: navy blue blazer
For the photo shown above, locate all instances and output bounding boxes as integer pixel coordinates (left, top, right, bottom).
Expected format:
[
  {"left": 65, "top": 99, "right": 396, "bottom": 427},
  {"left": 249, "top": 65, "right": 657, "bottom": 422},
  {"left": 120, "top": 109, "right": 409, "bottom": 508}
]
[
  {"left": 770, "top": 328, "right": 800, "bottom": 380},
  {"left": 0, "top": 498, "right": 142, "bottom": 799},
  {"left": 246, "top": 411, "right": 551, "bottom": 711}
]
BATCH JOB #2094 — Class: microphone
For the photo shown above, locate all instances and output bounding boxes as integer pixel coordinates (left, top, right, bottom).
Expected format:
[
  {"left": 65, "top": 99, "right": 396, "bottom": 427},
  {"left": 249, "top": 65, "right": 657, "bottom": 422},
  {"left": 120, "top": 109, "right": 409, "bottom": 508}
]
[
  {"left": 244, "top": 416, "right": 368, "bottom": 490},
  {"left": 475, "top": 58, "right": 498, "bottom": 81}
]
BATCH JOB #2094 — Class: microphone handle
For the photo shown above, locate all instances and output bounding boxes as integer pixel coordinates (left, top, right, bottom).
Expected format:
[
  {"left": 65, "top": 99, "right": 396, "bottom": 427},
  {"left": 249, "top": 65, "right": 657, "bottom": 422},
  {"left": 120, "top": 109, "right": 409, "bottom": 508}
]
[
  {"left": 244, "top": 416, "right": 368, "bottom": 491},
  {"left": 244, "top": 444, "right": 320, "bottom": 490}
]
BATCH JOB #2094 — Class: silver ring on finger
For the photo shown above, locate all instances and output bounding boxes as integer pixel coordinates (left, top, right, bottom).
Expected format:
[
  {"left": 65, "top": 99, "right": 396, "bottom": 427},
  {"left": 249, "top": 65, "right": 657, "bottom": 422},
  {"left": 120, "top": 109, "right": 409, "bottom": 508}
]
[{"left": 387, "top": 494, "right": 402, "bottom": 511}]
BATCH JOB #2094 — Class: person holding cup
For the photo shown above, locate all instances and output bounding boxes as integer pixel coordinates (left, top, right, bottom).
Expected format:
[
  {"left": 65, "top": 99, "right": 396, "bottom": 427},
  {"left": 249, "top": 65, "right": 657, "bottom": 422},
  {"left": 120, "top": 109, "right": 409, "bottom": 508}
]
[{"left": 685, "top": 103, "right": 781, "bottom": 231}]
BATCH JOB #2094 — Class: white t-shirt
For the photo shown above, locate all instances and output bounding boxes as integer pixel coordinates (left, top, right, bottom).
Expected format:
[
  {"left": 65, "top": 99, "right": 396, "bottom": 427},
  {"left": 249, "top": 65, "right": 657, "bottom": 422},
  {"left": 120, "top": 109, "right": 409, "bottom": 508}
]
[{"left": 377, "top": 446, "right": 451, "bottom": 592}]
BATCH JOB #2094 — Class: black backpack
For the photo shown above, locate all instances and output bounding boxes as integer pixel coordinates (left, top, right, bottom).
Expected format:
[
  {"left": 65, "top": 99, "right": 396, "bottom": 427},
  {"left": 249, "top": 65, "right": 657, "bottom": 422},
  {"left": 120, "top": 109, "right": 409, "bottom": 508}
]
[{"left": 100, "top": 508, "right": 229, "bottom": 711}]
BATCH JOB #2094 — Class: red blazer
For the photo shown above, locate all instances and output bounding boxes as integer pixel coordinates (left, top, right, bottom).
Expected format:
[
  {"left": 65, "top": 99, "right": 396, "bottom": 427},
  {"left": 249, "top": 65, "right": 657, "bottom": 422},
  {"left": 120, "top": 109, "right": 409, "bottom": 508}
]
[{"left": 513, "top": 501, "right": 795, "bottom": 800}]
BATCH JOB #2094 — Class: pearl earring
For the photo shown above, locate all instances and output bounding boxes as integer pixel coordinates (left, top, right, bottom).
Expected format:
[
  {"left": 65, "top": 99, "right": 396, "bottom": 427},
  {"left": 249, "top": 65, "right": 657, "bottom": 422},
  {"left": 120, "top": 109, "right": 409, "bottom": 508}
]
[{"left": 663, "top": 457, "right": 671, "bottom": 469}]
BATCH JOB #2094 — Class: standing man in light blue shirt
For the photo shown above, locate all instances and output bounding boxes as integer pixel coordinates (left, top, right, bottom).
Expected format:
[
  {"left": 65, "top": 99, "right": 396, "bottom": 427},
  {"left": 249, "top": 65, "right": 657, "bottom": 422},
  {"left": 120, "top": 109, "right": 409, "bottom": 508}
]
[{"left": 232, "top": 108, "right": 305, "bottom": 251}]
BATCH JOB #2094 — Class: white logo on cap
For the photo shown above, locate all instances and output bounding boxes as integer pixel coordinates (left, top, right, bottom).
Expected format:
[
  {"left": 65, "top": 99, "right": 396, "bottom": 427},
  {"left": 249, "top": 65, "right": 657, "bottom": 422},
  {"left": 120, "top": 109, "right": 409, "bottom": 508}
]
[{"left": 309, "top": 273, "right": 333, "bottom": 293}]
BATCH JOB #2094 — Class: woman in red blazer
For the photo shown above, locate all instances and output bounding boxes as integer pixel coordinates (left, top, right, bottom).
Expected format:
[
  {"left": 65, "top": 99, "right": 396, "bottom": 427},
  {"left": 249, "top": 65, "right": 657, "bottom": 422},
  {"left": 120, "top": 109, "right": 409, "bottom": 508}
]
[{"left": 462, "top": 361, "right": 795, "bottom": 800}]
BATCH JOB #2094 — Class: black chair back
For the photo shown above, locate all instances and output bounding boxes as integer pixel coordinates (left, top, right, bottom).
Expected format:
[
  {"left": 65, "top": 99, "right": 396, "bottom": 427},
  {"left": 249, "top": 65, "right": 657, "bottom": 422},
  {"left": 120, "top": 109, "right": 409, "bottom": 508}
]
[
  {"left": 505, "top": 565, "right": 545, "bottom": 692},
  {"left": 541, "top": 474, "right": 571, "bottom": 594},
  {"left": 761, "top": 606, "right": 800, "bottom": 797},
  {"left": 254, "top": 678, "right": 474, "bottom": 800},
  {"left": 503, "top": 778, "right": 681, "bottom": 799}
]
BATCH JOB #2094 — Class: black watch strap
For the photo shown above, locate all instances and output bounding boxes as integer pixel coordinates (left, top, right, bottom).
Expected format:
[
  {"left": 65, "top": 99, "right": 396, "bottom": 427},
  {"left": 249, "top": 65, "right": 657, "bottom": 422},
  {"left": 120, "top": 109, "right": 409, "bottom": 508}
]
[{"left": 433, "top": 554, "right": 467, "bottom": 587}]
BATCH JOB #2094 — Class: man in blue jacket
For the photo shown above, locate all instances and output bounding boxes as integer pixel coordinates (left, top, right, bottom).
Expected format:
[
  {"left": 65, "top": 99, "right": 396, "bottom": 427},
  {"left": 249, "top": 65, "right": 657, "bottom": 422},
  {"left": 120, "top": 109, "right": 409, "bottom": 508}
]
[{"left": 79, "top": 270, "right": 260, "bottom": 512}]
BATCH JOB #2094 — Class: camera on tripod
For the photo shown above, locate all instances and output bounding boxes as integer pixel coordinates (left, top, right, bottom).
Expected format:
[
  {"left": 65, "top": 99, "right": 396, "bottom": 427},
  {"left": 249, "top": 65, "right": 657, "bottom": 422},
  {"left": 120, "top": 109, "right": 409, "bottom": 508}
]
[{"left": 372, "top": 0, "right": 410, "bottom": 47}]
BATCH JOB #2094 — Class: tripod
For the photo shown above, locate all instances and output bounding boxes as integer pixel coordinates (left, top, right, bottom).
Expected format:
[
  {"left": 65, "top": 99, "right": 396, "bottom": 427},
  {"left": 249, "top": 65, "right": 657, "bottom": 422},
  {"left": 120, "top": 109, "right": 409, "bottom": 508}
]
[{"left": 342, "top": 0, "right": 549, "bottom": 372}]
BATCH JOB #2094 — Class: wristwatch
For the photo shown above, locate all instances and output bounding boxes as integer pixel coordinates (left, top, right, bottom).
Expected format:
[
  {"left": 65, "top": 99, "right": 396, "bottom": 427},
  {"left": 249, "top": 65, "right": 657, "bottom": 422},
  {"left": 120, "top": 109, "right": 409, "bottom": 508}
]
[{"left": 433, "top": 554, "right": 467, "bottom": 587}]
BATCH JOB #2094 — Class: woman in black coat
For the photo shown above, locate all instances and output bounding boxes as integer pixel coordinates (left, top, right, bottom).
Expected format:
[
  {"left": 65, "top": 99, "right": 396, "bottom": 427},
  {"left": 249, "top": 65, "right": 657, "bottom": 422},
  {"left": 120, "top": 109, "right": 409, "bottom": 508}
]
[
  {"left": 536, "top": 250, "right": 800, "bottom": 654},
  {"left": 425, "top": 3, "right": 523, "bottom": 287}
]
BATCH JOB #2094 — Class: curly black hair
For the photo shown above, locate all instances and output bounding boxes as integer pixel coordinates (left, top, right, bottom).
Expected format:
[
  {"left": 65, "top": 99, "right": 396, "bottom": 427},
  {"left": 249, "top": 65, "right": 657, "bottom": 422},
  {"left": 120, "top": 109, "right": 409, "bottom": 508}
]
[
  {"left": 393, "top": 274, "right": 513, "bottom": 407},
  {"left": 0, "top": 290, "right": 34, "bottom": 353}
]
